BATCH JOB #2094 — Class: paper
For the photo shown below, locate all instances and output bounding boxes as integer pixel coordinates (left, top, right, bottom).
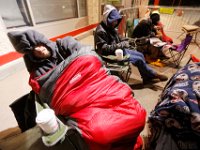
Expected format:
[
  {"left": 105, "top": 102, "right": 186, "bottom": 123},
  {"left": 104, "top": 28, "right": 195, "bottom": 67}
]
[{"left": 150, "top": 38, "right": 167, "bottom": 47}]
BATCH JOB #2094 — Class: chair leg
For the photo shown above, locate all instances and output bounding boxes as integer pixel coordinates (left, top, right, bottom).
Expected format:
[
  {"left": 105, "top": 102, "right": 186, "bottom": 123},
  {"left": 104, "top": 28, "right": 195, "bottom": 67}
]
[
  {"left": 125, "top": 65, "right": 131, "bottom": 82},
  {"left": 169, "top": 49, "right": 186, "bottom": 68},
  {"left": 186, "top": 57, "right": 192, "bottom": 65},
  {"left": 169, "top": 49, "right": 179, "bottom": 67},
  {"left": 175, "top": 52, "right": 185, "bottom": 67}
]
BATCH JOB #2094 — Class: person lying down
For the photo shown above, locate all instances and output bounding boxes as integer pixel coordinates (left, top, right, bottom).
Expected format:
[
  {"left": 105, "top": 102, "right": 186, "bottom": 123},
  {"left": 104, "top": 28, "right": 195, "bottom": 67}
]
[{"left": 8, "top": 30, "right": 146, "bottom": 150}]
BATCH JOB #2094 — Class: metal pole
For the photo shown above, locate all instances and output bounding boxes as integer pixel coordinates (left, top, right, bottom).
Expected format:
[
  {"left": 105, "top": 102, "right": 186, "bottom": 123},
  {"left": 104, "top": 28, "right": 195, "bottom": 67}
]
[{"left": 25, "top": 0, "right": 36, "bottom": 26}]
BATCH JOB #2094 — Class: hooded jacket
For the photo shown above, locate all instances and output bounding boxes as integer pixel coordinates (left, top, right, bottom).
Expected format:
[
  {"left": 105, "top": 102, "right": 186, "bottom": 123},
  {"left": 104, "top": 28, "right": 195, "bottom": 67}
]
[
  {"left": 8, "top": 30, "right": 89, "bottom": 94},
  {"left": 8, "top": 30, "right": 81, "bottom": 74},
  {"left": 94, "top": 5, "right": 127, "bottom": 56}
]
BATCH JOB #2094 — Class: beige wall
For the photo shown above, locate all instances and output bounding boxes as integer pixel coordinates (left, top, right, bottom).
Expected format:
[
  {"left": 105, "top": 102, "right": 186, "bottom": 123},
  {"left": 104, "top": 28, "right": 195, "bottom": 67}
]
[
  {"left": 87, "top": 0, "right": 101, "bottom": 24},
  {"left": 0, "top": 17, "right": 15, "bottom": 55},
  {"left": 123, "top": 0, "right": 133, "bottom": 7}
]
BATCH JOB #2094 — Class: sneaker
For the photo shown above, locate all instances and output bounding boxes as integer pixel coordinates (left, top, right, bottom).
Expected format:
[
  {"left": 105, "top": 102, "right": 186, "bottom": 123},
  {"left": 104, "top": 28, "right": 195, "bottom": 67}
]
[{"left": 155, "top": 73, "right": 168, "bottom": 81}]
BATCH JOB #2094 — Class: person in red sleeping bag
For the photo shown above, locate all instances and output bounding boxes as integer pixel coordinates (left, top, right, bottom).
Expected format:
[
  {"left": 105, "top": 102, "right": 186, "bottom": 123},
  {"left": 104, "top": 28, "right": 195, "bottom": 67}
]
[{"left": 8, "top": 30, "right": 146, "bottom": 150}]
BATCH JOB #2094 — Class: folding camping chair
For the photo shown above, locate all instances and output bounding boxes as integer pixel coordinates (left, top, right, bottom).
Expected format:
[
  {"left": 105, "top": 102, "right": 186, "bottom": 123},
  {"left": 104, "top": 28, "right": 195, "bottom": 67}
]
[
  {"left": 93, "top": 30, "right": 132, "bottom": 82},
  {"left": 101, "top": 55, "right": 132, "bottom": 82},
  {"left": 163, "top": 34, "right": 193, "bottom": 68}
]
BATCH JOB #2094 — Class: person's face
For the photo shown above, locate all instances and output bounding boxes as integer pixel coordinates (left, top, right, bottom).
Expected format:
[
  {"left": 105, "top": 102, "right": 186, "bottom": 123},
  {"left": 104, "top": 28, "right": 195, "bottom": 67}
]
[
  {"left": 33, "top": 45, "right": 51, "bottom": 59},
  {"left": 110, "top": 20, "right": 118, "bottom": 28}
]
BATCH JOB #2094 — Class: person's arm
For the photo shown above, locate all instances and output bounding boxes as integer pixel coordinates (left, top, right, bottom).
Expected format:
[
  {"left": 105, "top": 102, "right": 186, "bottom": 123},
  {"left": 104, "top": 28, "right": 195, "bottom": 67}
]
[
  {"left": 95, "top": 31, "right": 129, "bottom": 56},
  {"left": 56, "top": 36, "right": 83, "bottom": 59},
  {"left": 119, "top": 34, "right": 129, "bottom": 41}
]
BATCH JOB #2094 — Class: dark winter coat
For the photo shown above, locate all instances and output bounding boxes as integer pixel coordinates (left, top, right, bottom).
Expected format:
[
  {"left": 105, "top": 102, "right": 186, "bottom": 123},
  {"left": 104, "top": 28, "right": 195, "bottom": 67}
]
[
  {"left": 8, "top": 30, "right": 82, "bottom": 76},
  {"left": 132, "top": 19, "right": 155, "bottom": 38},
  {"left": 8, "top": 30, "right": 92, "bottom": 94},
  {"left": 94, "top": 5, "right": 128, "bottom": 56}
]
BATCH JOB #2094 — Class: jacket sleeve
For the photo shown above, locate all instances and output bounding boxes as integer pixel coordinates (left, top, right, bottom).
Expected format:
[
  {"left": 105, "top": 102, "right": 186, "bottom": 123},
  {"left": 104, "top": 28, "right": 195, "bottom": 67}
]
[
  {"left": 95, "top": 30, "right": 126, "bottom": 56},
  {"left": 56, "top": 36, "right": 82, "bottom": 59}
]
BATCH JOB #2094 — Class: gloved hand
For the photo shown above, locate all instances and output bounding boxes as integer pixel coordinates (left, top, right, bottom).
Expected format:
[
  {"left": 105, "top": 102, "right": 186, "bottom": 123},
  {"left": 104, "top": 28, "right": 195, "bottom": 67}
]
[{"left": 116, "top": 41, "right": 130, "bottom": 49}]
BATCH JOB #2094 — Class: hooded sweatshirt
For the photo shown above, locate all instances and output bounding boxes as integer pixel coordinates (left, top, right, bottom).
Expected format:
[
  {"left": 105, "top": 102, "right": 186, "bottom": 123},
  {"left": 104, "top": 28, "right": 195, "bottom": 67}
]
[
  {"left": 103, "top": 4, "right": 122, "bottom": 27},
  {"left": 8, "top": 30, "right": 83, "bottom": 76},
  {"left": 8, "top": 30, "right": 59, "bottom": 75},
  {"left": 8, "top": 30, "right": 83, "bottom": 93},
  {"left": 94, "top": 5, "right": 126, "bottom": 56}
]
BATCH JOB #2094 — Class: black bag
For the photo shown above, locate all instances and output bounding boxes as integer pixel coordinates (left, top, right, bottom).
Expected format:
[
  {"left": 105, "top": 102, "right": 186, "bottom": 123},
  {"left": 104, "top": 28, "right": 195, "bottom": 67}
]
[
  {"left": 9, "top": 91, "right": 36, "bottom": 132},
  {"left": 9, "top": 91, "right": 89, "bottom": 150}
]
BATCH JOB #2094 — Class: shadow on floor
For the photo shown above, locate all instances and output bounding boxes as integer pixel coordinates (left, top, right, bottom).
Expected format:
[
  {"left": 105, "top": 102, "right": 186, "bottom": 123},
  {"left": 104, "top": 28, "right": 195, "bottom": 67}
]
[{"left": 128, "top": 78, "right": 164, "bottom": 91}]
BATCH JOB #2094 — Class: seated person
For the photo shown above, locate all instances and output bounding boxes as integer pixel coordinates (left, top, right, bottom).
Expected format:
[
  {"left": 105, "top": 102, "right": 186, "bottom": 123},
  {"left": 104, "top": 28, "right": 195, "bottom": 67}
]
[
  {"left": 150, "top": 10, "right": 173, "bottom": 43},
  {"left": 95, "top": 4, "right": 168, "bottom": 84},
  {"left": 8, "top": 29, "right": 146, "bottom": 149},
  {"left": 132, "top": 18, "right": 170, "bottom": 61},
  {"left": 132, "top": 19, "right": 155, "bottom": 38}
]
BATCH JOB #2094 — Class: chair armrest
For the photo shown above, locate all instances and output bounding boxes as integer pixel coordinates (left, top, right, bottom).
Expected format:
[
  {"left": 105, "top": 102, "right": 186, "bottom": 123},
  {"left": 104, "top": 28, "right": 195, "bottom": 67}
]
[{"left": 101, "top": 55, "right": 130, "bottom": 63}]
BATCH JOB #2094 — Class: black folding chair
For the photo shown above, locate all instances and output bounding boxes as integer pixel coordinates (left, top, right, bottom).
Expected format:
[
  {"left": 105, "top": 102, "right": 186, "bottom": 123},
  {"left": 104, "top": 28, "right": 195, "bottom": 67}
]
[
  {"left": 93, "top": 30, "right": 132, "bottom": 82},
  {"left": 100, "top": 54, "right": 132, "bottom": 82}
]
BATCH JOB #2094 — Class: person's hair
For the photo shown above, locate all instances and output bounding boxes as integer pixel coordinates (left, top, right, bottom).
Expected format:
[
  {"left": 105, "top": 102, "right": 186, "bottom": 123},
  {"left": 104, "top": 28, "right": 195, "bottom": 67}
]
[{"left": 150, "top": 13, "right": 160, "bottom": 25}]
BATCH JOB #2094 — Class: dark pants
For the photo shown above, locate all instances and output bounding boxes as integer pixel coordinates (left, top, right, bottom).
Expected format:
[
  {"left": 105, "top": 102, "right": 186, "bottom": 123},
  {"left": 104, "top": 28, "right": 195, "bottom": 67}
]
[{"left": 124, "top": 49, "right": 156, "bottom": 81}]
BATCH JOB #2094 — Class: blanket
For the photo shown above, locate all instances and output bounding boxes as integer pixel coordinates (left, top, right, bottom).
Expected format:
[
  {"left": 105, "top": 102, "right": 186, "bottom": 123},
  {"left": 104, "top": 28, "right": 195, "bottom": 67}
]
[{"left": 149, "top": 63, "right": 200, "bottom": 150}]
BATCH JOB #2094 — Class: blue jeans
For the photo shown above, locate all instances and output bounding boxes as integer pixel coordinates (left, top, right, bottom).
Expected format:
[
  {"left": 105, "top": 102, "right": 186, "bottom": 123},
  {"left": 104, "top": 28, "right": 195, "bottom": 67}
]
[{"left": 124, "top": 49, "right": 156, "bottom": 81}]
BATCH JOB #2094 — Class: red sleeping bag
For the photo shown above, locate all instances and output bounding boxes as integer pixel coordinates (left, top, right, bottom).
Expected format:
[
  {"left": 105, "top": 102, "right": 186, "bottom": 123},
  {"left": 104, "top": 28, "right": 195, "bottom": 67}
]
[
  {"left": 51, "top": 55, "right": 146, "bottom": 149},
  {"left": 157, "top": 22, "right": 173, "bottom": 43}
]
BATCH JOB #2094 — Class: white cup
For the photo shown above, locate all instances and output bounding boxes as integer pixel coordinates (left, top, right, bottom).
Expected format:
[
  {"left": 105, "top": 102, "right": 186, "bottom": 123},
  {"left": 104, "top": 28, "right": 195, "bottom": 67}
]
[
  {"left": 115, "top": 49, "right": 123, "bottom": 60},
  {"left": 36, "top": 108, "right": 58, "bottom": 134}
]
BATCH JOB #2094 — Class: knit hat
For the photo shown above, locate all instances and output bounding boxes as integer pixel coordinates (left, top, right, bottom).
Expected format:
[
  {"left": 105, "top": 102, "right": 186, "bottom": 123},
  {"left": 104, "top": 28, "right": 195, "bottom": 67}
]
[
  {"left": 151, "top": 10, "right": 160, "bottom": 15},
  {"left": 7, "top": 30, "right": 52, "bottom": 54}
]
